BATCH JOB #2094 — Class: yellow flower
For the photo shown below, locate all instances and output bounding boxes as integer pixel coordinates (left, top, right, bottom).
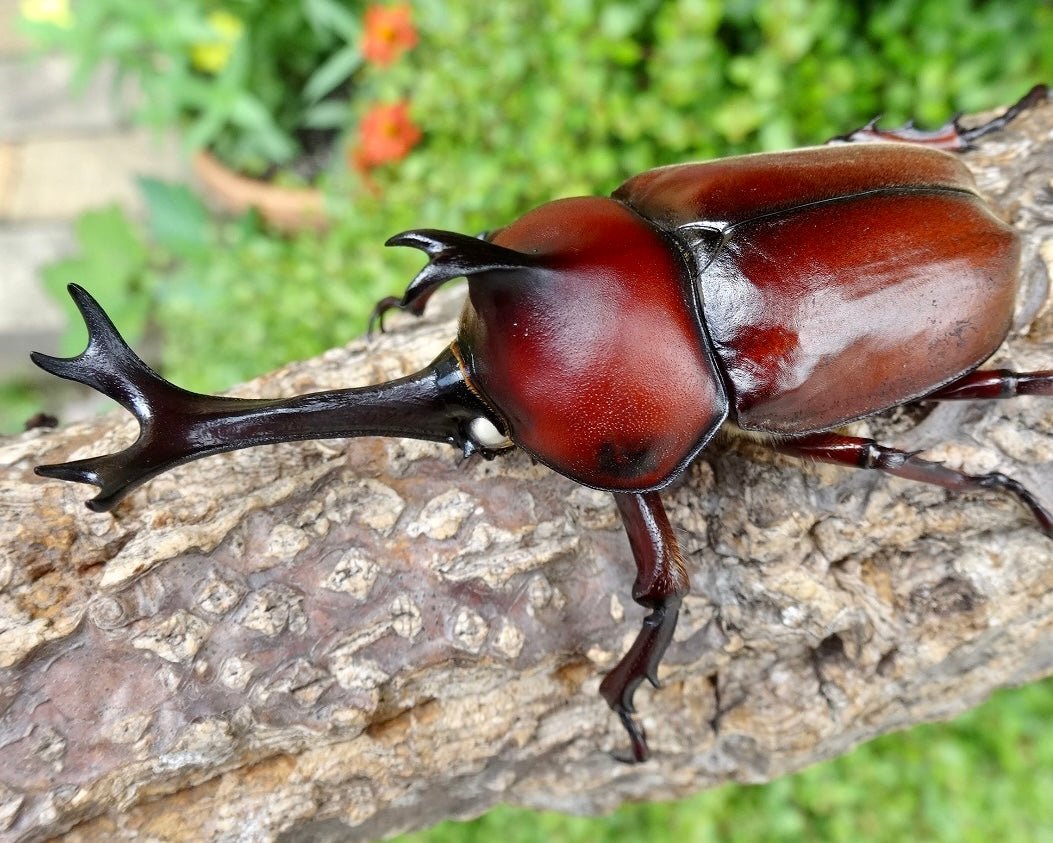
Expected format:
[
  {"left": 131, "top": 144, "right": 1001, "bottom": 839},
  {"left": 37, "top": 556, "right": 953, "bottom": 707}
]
[
  {"left": 190, "top": 10, "right": 244, "bottom": 74},
  {"left": 20, "top": 0, "right": 73, "bottom": 28}
]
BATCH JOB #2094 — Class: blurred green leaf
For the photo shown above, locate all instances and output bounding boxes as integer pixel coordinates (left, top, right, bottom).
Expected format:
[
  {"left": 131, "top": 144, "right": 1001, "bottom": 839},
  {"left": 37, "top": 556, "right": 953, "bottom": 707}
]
[
  {"left": 137, "top": 178, "right": 211, "bottom": 257},
  {"left": 303, "top": 44, "right": 361, "bottom": 104},
  {"left": 303, "top": 100, "right": 352, "bottom": 129},
  {"left": 303, "top": 0, "right": 360, "bottom": 41}
]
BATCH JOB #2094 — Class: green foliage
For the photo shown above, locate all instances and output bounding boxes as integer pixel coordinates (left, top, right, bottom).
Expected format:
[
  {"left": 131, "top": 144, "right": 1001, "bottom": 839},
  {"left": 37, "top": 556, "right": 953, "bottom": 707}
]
[
  {"left": 0, "top": 380, "right": 48, "bottom": 435},
  {"left": 355, "top": 0, "right": 1052, "bottom": 227},
  {"left": 19, "top": 0, "right": 375, "bottom": 176}
]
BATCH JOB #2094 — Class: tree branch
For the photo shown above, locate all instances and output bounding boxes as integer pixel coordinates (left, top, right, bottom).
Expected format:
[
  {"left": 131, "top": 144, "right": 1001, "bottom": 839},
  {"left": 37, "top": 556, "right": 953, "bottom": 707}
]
[{"left": 1, "top": 97, "right": 1052, "bottom": 841}]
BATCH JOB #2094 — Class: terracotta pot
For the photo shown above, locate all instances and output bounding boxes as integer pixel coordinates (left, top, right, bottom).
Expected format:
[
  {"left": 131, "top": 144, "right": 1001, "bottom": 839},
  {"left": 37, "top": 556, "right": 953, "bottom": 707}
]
[{"left": 192, "top": 150, "right": 327, "bottom": 233}]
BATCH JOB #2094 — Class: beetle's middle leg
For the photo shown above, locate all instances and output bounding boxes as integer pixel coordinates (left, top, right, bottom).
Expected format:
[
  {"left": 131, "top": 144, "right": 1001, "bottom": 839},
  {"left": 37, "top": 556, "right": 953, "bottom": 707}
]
[
  {"left": 773, "top": 432, "right": 1053, "bottom": 537},
  {"left": 600, "top": 490, "right": 689, "bottom": 763},
  {"left": 828, "top": 84, "right": 1048, "bottom": 150}
]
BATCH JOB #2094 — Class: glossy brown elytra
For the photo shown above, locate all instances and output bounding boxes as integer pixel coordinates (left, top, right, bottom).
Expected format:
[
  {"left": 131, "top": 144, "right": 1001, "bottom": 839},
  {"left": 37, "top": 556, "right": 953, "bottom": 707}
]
[{"left": 32, "top": 86, "right": 1053, "bottom": 762}]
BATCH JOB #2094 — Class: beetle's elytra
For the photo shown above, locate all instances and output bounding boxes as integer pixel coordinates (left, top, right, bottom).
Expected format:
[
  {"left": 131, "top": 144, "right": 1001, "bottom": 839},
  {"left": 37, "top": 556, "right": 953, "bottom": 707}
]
[{"left": 32, "top": 86, "right": 1053, "bottom": 762}]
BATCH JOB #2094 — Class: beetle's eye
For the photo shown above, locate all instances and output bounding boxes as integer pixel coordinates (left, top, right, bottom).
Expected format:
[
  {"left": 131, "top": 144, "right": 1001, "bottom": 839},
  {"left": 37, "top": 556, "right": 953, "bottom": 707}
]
[{"left": 468, "top": 416, "right": 513, "bottom": 450}]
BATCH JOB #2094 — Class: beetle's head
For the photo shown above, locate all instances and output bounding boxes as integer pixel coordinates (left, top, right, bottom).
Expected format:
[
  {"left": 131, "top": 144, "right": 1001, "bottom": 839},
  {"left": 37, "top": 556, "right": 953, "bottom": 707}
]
[
  {"left": 32, "top": 198, "right": 728, "bottom": 512},
  {"left": 391, "top": 196, "right": 728, "bottom": 491}
]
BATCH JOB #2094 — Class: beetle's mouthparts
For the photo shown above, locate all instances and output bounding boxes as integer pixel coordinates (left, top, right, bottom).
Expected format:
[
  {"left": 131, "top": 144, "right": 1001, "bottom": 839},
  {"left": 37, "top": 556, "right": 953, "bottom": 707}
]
[{"left": 32, "top": 285, "right": 493, "bottom": 512}]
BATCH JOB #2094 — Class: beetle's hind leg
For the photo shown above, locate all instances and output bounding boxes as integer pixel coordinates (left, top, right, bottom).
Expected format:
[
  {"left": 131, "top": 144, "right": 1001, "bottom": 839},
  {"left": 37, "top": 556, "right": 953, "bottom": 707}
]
[
  {"left": 920, "top": 368, "right": 1053, "bottom": 401},
  {"left": 773, "top": 432, "right": 1053, "bottom": 537},
  {"left": 600, "top": 491, "right": 689, "bottom": 763},
  {"left": 829, "top": 84, "right": 1048, "bottom": 151}
]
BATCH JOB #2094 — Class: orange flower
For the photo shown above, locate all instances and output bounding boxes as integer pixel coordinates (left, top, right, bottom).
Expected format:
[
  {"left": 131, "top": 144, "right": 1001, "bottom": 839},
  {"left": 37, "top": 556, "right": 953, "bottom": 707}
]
[
  {"left": 352, "top": 101, "right": 422, "bottom": 171},
  {"left": 361, "top": 4, "right": 418, "bottom": 66}
]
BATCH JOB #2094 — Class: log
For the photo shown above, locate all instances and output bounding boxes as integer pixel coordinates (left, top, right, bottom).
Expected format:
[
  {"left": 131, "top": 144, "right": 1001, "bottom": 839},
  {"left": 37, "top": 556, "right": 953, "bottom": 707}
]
[{"left": 1, "top": 96, "right": 1052, "bottom": 842}]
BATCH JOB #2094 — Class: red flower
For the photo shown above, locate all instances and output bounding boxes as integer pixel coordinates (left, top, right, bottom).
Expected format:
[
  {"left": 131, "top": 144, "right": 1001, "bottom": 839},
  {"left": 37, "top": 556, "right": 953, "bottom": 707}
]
[
  {"left": 352, "top": 101, "right": 422, "bottom": 171},
  {"left": 362, "top": 4, "right": 418, "bottom": 66}
]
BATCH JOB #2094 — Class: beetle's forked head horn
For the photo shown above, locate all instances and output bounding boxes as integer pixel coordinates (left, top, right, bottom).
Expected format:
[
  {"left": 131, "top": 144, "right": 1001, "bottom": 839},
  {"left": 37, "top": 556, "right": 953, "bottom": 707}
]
[{"left": 32, "top": 285, "right": 507, "bottom": 511}]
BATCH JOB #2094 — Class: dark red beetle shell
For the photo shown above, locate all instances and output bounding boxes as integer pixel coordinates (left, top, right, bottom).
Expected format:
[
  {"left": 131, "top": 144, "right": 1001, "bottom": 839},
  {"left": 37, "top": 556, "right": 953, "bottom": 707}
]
[
  {"left": 616, "top": 144, "right": 1020, "bottom": 435},
  {"left": 455, "top": 144, "right": 1020, "bottom": 492},
  {"left": 458, "top": 196, "right": 728, "bottom": 491}
]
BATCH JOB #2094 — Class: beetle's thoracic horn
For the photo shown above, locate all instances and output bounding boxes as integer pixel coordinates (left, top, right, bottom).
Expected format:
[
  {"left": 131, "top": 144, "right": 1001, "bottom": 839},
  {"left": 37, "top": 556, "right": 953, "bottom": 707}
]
[
  {"left": 32, "top": 285, "right": 493, "bottom": 512},
  {"left": 386, "top": 229, "right": 536, "bottom": 309}
]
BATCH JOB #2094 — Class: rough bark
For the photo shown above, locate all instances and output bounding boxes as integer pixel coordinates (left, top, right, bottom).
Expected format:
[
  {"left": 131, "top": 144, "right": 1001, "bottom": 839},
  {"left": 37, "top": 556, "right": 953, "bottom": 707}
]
[{"left": 1, "top": 98, "right": 1052, "bottom": 842}]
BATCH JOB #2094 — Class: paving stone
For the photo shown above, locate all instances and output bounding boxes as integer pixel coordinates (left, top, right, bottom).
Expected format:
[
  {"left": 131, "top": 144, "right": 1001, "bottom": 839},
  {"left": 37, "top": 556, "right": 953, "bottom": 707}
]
[
  {"left": 0, "top": 142, "right": 12, "bottom": 214},
  {"left": 0, "top": 0, "right": 30, "bottom": 56},
  {"left": 0, "top": 221, "right": 72, "bottom": 376},
  {"left": 0, "top": 54, "right": 127, "bottom": 140},
  {"left": 6, "top": 128, "right": 187, "bottom": 220}
]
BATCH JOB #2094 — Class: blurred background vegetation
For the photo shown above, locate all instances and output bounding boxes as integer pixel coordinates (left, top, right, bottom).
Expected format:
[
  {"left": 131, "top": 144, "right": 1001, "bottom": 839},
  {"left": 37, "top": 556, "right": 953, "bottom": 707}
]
[{"left": 9, "top": 0, "right": 1053, "bottom": 839}]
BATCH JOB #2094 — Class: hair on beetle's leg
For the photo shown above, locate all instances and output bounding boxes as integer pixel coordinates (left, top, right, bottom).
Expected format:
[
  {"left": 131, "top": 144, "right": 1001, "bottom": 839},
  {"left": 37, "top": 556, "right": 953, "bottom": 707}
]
[
  {"left": 599, "top": 491, "right": 689, "bottom": 763},
  {"left": 773, "top": 432, "right": 1053, "bottom": 538},
  {"left": 919, "top": 368, "right": 1053, "bottom": 401},
  {"left": 828, "top": 84, "right": 1048, "bottom": 150}
]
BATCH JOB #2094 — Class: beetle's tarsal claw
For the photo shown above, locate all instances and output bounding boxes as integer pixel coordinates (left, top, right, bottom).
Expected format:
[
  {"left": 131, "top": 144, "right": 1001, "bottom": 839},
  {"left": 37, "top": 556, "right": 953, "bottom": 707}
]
[
  {"left": 367, "top": 296, "right": 401, "bottom": 336},
  {"left": 611, "top": 709, "right": 649, "bottom": 764},
  {"left": 958, "top": 84, "right": 1049, "bottom": 145}
]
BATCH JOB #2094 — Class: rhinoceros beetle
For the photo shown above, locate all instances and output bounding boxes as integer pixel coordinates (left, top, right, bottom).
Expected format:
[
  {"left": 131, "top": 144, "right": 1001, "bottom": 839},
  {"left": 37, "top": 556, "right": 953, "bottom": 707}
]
[{"left": 32, "top": 86, "right": 1053, "bottom": 762}]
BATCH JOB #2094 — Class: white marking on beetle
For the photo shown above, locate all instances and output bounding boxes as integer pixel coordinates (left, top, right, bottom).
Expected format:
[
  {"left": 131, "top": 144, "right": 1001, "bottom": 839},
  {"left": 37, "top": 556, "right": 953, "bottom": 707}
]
[
  {"left": 469, "top": 416, "right": 511, "bottom": 449},
  {"left": 609, "top": 594, "right": 625, "bottom": 623}
]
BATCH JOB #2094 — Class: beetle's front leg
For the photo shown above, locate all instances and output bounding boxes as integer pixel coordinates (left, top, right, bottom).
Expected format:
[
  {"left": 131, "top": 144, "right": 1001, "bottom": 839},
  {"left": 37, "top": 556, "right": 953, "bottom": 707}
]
[{"left": 599, "top": 490, "right": 689, "bottom": 763}]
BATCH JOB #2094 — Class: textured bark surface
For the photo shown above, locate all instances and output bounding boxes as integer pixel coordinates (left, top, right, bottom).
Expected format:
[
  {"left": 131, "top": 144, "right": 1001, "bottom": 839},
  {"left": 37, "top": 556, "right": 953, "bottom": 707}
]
[{"left": 1, "top": 98, "right": 1052, "bottom": 842}]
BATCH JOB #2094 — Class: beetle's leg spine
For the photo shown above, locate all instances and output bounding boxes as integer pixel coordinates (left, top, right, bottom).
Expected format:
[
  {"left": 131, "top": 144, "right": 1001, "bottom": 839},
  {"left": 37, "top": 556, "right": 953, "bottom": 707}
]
[{"left": 775, "top": 432, "right": 1053, "bottom": 538}]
